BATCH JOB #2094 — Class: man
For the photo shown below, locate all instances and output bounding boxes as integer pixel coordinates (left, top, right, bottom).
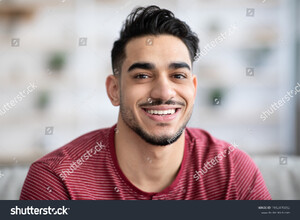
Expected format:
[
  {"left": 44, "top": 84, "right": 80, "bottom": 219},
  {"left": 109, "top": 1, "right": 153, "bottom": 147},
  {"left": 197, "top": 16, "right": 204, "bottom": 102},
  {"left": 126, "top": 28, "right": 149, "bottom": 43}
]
[{"left": 20, "top": 5, "right": 271, "bottom": 200}]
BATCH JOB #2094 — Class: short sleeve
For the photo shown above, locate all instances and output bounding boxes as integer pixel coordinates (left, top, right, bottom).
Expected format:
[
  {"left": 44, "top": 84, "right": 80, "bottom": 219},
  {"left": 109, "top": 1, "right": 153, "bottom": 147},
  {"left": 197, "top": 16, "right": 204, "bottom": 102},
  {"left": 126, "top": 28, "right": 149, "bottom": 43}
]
[
  {"left": 232, "top": 150, "right": 272, "bottom": 200},
  {"left": 20, "top": 162, "right": 70, "bottom": 200}
]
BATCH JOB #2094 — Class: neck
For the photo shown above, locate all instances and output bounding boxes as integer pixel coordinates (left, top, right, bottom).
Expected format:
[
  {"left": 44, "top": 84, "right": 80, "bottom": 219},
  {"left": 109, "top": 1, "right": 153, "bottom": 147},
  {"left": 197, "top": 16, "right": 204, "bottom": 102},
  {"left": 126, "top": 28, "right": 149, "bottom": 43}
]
[{"left": 114, "top": 116, "right": 185, "bottom": 192}]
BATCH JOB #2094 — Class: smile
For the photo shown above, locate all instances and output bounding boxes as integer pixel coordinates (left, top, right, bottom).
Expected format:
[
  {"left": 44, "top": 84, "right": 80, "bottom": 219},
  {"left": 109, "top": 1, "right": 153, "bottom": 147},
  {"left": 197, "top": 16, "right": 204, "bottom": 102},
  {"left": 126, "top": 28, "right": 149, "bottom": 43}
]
[
  {"left": 141, "top": 107, "right": 181, "bottom": 122},
  {"left": 146, "top": 109, "right": 176, "bottom": 115}
]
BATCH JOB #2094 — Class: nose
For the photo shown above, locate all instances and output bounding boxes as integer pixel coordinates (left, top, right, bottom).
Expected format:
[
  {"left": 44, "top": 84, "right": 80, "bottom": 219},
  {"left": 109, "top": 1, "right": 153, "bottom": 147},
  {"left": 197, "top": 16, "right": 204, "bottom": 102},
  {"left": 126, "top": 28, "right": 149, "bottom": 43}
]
[{"left": 150, "top": 74, "right": 176, "bottom": 101}]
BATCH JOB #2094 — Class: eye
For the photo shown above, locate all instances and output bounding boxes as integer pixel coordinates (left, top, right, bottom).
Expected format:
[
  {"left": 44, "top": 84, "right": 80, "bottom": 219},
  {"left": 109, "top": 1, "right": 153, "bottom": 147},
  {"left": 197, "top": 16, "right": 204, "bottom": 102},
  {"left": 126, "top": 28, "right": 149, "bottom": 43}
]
[
  {"left": 134, "top": 73, "right": 150, "bottom": 79},
  {"left": 173, "top": 73, "right": 187, "bottom": 79}
]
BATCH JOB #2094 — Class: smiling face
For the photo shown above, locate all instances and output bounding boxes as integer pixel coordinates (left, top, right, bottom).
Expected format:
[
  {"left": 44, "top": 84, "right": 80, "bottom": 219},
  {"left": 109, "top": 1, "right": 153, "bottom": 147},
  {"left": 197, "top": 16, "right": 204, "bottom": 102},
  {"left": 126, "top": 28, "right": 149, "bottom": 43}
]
[{"left": 108, "top": 34, "right": 197, "bottom": 146}]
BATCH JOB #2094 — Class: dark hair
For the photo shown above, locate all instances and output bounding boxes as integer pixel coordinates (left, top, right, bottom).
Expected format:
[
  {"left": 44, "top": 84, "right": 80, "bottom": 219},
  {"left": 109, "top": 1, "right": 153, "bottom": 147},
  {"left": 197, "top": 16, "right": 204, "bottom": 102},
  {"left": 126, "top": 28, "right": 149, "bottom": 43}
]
[{"left": 111, "top": 5, "right": 199, "bottom": 75}]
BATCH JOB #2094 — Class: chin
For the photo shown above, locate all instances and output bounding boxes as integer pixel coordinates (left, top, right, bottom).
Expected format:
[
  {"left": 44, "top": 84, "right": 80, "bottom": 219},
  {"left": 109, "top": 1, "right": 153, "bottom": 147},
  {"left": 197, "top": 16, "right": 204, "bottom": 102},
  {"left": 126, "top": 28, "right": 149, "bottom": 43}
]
[{"left": 134, "top": 125, "right": 184, "bottom": 146}]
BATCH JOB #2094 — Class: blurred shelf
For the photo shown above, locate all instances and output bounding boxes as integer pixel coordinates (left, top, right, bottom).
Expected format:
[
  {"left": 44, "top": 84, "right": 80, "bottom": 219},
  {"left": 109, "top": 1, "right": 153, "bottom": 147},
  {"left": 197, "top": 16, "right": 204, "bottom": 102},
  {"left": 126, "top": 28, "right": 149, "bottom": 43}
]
[{"left": 0, "top": 5, "right": 35, "bottom": 20}]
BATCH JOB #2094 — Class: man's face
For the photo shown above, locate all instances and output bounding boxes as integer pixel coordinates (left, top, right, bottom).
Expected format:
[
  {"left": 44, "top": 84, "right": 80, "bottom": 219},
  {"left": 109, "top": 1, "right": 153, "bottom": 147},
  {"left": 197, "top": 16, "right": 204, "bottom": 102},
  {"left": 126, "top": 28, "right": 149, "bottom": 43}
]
[{"left": 118, "top": 34, "right": 197, "bottom": 146}]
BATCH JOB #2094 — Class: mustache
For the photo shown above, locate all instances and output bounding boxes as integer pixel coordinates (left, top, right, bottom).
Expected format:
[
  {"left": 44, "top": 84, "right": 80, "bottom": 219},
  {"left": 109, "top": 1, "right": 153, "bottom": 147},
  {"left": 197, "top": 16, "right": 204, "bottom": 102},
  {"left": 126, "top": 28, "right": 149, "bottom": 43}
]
[{"left": 139, "top": 99, "right": 185, "bottom": 107}]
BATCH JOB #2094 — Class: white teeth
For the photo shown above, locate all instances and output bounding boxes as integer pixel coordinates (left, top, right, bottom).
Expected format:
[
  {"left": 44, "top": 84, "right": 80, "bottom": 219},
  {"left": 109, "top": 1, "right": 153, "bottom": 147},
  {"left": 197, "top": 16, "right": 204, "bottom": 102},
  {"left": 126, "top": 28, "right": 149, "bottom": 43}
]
[{"left": 146, "top": 109, "right": 176, "bottom": 115}]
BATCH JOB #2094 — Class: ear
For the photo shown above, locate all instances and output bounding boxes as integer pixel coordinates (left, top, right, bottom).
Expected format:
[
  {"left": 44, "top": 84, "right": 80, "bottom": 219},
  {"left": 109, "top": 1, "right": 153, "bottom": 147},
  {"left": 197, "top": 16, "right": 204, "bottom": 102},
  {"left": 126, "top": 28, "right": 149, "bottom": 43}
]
[
  {"left": 106, "top": 75, "right": 120, "bottom": 106},
  {"left": 192, "top": 74, "right": 197, "bottom": 99}
]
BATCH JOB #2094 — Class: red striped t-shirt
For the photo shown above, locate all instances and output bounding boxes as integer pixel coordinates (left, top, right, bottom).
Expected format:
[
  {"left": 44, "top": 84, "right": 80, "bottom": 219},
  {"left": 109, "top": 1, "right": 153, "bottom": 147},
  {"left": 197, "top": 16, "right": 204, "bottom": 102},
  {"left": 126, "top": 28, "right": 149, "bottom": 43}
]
[{"left": 20, "top": 125, "right": 272, "bottom": 200}]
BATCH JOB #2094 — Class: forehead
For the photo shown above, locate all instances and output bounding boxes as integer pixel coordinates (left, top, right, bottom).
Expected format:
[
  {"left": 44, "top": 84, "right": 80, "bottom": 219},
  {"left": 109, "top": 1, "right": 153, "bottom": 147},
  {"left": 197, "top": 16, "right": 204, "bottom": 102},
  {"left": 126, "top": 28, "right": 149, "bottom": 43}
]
[{"left": 123, "top": 35, "right": 191, "bottom": 70}]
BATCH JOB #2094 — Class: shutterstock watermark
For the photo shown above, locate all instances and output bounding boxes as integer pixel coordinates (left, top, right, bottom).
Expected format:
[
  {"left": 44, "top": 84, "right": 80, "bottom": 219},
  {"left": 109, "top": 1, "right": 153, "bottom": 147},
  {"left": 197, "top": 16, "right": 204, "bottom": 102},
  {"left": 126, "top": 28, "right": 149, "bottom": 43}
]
[
  {"left": 0, "top": 82, "right": 38, "bottom": 116},
  {"left": 194, "top": 24, "right": 238, "bottom": 61},
  {"left": 10, "top": 206, "right": 69, "bottom": 216},
  {"left": 193, "top": 143, "right": 238, "bottom": 181},
  {"left": 59, "top": 142, "right": 105, "bottom": 180},
  {"left": 260, "top": 82, "right": 300, "bottom": 121}
]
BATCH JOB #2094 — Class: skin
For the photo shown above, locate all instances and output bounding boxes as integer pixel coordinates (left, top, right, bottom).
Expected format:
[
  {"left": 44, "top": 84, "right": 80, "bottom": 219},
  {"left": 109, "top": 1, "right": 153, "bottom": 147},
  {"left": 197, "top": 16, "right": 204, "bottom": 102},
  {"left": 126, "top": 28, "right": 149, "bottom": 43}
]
[{"left": 106, "top": 35, "right": 197, "bottom": 192}]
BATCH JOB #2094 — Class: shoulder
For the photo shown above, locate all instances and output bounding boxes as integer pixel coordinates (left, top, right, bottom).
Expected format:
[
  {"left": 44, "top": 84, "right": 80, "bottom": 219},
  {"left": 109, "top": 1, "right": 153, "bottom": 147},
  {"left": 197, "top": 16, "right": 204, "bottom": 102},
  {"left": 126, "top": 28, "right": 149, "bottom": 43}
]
[
  {"left": 185, "top": 127, "right": 235, "bottom": 152},
  {"left": 185, "top": 127, "right": 257, "bottom": 172},
  {"left": 32, "top": 126, "right": 112, "bottom": 172}
]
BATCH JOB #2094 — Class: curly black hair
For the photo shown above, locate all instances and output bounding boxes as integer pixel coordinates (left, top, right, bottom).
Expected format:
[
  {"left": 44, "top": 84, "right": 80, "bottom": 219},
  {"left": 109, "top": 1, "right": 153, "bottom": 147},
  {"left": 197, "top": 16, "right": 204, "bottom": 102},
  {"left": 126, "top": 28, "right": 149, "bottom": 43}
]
[{"left": 111, "top": 5, "right": 199, "bottom": 75}]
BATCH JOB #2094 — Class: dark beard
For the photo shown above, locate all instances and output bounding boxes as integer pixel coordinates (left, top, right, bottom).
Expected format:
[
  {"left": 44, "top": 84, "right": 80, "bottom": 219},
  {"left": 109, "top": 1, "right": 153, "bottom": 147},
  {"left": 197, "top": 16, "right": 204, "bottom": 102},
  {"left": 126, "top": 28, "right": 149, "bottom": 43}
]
[
  {"left": 119, "top": 99, "right": 192, "bottom": 146},
  {"left": 127, "top": 121, "right": 186, "bottom": 146}
]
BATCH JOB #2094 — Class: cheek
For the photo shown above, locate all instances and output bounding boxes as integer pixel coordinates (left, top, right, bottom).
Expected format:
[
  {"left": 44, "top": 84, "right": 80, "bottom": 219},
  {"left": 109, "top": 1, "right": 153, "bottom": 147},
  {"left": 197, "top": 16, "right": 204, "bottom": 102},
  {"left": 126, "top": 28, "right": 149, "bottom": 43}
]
[
  {"left": 177, "top": 84, "right": 196, "bottom": 105},
  {"left": 122, "top": 83, "right": 150, "bottom": 106}
]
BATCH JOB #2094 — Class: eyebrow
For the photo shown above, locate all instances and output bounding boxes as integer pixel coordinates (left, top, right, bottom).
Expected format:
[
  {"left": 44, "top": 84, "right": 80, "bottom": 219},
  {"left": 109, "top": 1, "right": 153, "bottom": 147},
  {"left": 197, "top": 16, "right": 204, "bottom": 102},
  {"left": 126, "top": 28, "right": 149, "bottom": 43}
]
[
  {"left": 127, "top": 62, "right": 155, "bottom": 72},
  {"left": 127, "top": 62, "right": 191, "bottom": 72},
  {"left": 169, "top": 62, "right": 191, "bottom": 71}
]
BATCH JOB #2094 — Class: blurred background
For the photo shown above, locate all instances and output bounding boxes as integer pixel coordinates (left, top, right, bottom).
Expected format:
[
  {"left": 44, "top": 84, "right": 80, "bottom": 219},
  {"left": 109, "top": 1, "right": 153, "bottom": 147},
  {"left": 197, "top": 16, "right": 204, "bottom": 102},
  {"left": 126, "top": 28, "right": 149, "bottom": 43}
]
[{"left": 0, "top": 0, "right": 299, "bottom": 199}]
